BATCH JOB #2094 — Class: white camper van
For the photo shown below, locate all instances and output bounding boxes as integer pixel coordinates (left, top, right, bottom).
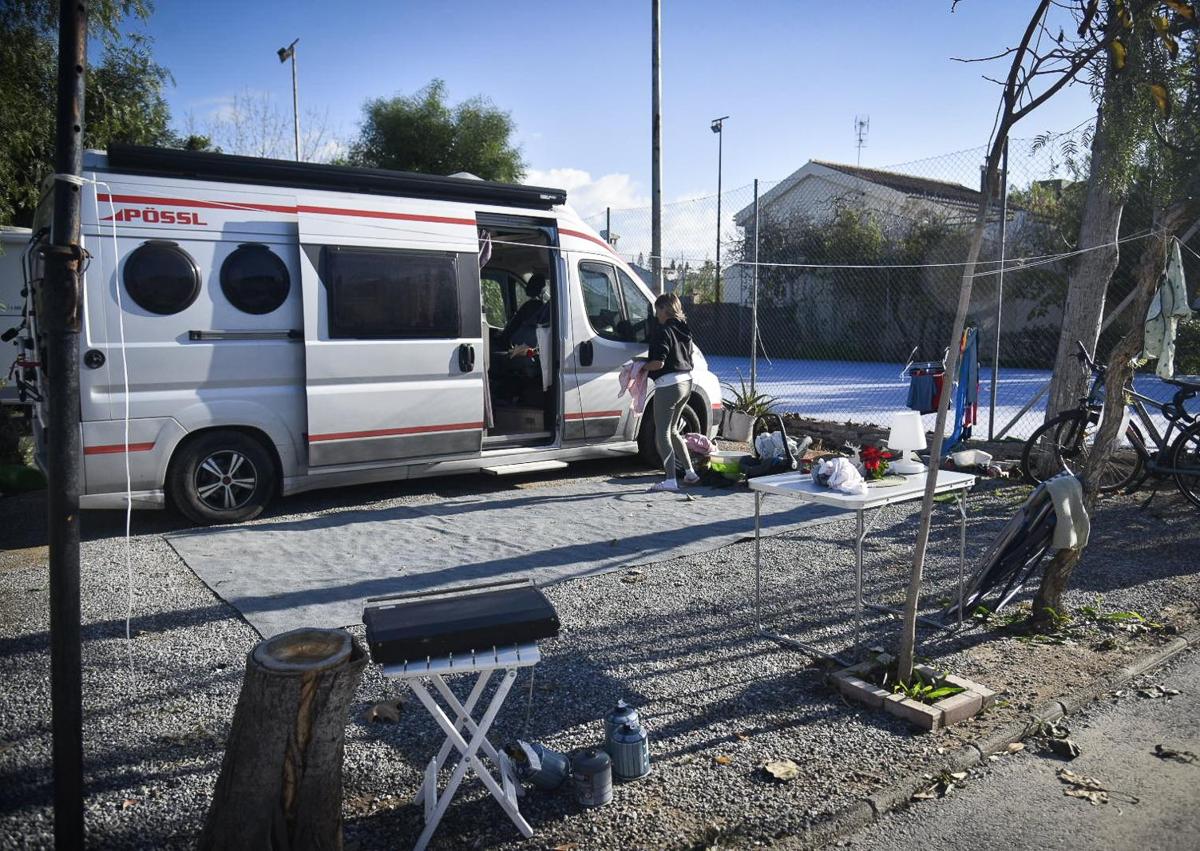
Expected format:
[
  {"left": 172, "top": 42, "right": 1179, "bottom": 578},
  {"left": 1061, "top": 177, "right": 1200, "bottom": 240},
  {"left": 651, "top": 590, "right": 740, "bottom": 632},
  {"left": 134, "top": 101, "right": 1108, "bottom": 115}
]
[{"left": 22, "top": 146, "right": 723, "bottom": 524}]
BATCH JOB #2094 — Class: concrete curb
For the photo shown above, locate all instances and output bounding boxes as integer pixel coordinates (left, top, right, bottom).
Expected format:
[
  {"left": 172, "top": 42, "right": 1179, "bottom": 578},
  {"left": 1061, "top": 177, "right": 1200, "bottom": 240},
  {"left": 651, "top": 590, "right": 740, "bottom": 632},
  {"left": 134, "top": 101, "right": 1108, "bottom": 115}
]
[{"left": 779, "top": 626, "right": 1200, "bottom": 850}]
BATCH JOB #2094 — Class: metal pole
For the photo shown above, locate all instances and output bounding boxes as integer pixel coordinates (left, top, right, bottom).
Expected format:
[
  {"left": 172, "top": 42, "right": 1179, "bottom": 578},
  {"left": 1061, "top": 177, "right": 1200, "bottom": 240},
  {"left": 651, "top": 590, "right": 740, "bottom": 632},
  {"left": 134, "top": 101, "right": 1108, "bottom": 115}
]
[
  {"left": 290, "top": 47, "right": 300, "bottom": 161},
  {"left": 751, "top": 178, "right": 759, "bottom": 394},
  {"left": 46, "top": 1, "right": 87, "bottom": 845},
  {"left": 988, "top": 138, "right": 1008, "bottom": 440},
  {"left": 715, "top": 123, "right": 723, "bottom": 303},
  {"left": 650, "top": 0, "right": 663, "bottom": 294},
  {"left": 605, "top": 206, "right": 611, "bottom": 246}
]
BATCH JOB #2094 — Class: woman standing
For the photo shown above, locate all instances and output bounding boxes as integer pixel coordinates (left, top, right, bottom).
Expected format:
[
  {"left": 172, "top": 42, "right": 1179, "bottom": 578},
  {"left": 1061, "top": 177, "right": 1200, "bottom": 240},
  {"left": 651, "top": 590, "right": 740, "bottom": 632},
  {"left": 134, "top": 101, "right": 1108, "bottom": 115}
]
[{"left": 646, "top": 292, "right": 699, "bottom": 492}]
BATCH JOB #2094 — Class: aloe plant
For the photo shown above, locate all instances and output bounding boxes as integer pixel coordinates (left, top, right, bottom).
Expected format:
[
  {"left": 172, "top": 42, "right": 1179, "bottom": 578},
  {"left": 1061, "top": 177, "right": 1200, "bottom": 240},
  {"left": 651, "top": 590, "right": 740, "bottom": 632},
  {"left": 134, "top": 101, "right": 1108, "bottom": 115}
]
[{"left": 721, "top": 373, "right": 777, "bottom": 419}]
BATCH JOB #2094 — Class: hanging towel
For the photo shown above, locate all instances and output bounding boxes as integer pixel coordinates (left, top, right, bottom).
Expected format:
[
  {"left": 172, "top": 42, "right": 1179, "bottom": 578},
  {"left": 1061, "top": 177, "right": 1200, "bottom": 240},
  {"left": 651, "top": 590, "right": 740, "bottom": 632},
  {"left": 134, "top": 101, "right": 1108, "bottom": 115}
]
[
  {"left": 1044, "top": 473, "right": 1090, "bottom": 551},
  {"left": 1141, "top": 238, "right": 1192, "bottom": 379},
  {"left": 906, "top": 370, "right": 938, "bottom": 414},
  {"left": 617, "top": 360, "right": 650, "bottom": 413},
  {"left": 478, "top": 229, "right": 492, "bottom": 268},
  {"left": 536, "top": 324, "right": 553, "bottom": 391}
]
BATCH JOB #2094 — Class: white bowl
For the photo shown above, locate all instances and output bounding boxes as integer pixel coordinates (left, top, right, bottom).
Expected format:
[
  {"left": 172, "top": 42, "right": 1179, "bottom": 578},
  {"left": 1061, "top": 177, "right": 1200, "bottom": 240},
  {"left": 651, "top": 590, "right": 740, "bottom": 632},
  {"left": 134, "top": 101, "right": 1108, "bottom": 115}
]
[{"left": 951, "top": 449, "right": 993, "bottom": 467}]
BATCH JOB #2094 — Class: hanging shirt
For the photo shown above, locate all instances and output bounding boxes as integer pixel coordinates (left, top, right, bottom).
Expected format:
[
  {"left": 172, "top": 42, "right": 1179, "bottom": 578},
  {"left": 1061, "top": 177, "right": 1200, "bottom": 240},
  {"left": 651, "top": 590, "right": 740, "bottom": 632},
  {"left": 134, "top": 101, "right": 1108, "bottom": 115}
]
[{"left": 1141, "top": 239, "right": 1192, "bottom": 379}]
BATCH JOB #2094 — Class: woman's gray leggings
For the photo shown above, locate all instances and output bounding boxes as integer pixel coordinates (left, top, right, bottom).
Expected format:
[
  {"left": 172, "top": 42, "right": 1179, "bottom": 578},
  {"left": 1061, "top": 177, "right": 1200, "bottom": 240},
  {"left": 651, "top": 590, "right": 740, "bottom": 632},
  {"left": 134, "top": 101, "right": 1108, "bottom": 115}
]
[{"left": 653, "top": 379, "right": 694, "bottom": 476}]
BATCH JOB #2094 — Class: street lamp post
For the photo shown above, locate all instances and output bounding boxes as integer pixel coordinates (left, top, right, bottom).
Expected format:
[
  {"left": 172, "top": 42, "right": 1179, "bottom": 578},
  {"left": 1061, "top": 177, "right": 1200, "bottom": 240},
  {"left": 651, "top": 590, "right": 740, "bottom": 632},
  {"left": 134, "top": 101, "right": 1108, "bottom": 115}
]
[
  {"left": 277, "top": 38, "right": 300, "bottom": 161},
  {"left": 711, "top": 116, "right": 728, "bottom": 303}
]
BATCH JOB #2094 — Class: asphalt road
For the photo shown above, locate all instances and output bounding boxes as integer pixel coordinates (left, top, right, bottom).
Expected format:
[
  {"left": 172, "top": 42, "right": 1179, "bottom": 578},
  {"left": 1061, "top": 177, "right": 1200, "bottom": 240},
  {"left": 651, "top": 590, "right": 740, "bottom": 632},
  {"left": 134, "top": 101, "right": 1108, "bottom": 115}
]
[{"left": 846, "top": 647, "right": 1200, "bottom": 851}]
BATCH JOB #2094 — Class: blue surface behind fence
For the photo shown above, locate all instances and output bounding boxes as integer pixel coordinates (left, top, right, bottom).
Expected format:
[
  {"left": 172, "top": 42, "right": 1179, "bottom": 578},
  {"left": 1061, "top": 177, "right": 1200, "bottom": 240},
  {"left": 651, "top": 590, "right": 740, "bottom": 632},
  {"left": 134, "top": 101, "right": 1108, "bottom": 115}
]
[{"left": 705, "top": 355, "right": 1181, "bottom": 441}]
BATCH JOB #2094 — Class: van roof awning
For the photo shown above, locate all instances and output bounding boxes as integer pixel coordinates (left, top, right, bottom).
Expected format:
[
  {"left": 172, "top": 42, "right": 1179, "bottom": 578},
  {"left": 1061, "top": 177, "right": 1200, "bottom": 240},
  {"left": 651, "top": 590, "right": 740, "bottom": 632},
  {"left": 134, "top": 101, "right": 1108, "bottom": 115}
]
[{"left": 103, "top": 144, "right": 567, "bottom": 210}]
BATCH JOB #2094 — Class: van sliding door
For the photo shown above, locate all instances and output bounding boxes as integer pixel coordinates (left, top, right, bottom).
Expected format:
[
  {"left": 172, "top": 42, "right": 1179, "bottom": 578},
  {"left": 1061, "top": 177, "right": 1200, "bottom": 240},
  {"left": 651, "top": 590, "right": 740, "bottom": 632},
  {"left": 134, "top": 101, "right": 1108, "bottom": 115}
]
[{"left": 299, "top": 224, "right": 484, "bottom": 468}]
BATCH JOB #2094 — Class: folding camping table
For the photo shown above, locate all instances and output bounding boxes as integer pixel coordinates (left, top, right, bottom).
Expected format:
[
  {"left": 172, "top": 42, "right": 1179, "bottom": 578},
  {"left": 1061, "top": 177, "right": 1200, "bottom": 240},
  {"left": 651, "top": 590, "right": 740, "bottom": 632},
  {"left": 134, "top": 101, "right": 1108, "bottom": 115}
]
[
  {"left": 382, "top": 643, "right": 540, "bottom": 851},
  {"left": 749, "top": 470, "right": 977, "bottom": 664}
]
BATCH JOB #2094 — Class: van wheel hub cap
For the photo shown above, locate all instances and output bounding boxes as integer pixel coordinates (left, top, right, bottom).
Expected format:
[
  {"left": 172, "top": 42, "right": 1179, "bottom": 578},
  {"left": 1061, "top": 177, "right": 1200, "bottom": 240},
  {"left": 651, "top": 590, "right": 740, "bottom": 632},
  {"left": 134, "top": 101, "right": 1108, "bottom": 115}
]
[{"left": 195, "top": 450, "right": 257, "bottom": 511}]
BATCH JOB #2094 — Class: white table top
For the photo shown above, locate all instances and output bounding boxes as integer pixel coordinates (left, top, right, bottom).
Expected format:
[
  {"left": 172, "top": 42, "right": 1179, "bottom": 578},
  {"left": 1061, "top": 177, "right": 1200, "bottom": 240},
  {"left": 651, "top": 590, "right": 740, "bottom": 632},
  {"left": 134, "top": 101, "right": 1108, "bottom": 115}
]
[{"left": 749, "top": 469, "right": 976, "bottom": 510}]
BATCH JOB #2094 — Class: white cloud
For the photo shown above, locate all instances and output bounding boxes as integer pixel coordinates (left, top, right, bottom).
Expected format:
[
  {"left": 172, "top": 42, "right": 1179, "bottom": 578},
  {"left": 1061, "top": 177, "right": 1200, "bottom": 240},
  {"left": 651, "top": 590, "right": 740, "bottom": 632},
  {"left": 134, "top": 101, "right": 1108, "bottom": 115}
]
[{"left": 524, "top": 167, "right": 649, "bottom": 219}]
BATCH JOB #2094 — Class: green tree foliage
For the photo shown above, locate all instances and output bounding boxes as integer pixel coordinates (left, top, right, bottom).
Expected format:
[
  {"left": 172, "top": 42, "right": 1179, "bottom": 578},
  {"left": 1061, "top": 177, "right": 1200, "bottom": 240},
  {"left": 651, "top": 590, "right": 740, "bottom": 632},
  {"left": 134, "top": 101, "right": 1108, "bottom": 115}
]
[
  {"left": 344, "top": 79, "right": 526, "bottom": 182},
  {"left": 0, "top": 2, "right": 173, "bottom": 226}
]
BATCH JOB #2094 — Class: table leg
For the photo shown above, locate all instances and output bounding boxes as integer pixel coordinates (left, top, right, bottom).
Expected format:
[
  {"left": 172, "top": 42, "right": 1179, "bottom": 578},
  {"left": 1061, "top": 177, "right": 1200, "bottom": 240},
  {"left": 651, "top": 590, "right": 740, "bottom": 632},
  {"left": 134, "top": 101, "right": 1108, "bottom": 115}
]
[
  {"left": 754, "top": 490, "right": 763, "bottom": 626},
  {"left": 855, "top": 509, "right": 865, "bottom": 651},
  {"left": 414, "top": 669, "right": 493, "bottom": 804},
  {"left": 862, "top": 491, "right": 965, "bottom": 632},
  {"left": 753, "top": 489, "right": 849, "bottom": 666},
  {"left": 957, "top": 491, "right": 967, "bottom": 628},
  {"left": 411, "top": 669, "right": 533, "bottom": 851}
]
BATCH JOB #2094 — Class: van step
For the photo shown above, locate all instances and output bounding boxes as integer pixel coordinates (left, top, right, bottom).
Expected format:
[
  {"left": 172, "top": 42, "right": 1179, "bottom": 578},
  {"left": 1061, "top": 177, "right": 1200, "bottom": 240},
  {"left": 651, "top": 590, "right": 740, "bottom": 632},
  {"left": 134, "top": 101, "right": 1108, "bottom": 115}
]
[{"left": 481, "top": 460, "right": 569, "bottom": 476}]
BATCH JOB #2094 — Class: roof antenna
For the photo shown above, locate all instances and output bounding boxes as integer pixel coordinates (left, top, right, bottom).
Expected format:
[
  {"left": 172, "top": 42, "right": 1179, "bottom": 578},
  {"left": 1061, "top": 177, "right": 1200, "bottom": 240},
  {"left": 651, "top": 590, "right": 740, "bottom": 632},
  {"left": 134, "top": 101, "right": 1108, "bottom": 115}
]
[{"left": 854, "top": 115, "right": 870, "bottom": 166}]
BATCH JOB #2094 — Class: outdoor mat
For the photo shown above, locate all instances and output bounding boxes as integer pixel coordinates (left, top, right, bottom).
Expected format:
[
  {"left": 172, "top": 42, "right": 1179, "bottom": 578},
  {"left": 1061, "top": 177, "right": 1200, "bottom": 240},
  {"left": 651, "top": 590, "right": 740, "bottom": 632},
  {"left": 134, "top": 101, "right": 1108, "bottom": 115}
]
[{"left": 166, "top": 478, "right": 845, "bottom": 637}]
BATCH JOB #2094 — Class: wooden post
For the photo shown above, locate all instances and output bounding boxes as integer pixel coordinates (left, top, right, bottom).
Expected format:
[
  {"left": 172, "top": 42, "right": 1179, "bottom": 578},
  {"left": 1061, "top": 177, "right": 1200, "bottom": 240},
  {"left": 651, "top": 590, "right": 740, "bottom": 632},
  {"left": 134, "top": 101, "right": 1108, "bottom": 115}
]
[{"left": 200, "top": 628, "right": 367, "bottom": 850}]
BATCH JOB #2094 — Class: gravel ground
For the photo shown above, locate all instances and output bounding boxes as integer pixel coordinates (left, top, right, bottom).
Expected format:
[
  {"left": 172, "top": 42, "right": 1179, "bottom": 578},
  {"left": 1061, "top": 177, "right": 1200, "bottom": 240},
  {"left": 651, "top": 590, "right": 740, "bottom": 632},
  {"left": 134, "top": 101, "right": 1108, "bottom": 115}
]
[{"left": 1, "top": 460, "right": 1197, "bottom": 850}]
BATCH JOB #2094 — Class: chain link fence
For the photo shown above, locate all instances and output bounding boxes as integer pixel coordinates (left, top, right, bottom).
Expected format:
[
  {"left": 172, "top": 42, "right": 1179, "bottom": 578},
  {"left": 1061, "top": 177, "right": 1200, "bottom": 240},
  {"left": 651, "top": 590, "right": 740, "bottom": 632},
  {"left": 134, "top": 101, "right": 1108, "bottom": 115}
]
[{"left": 584, "top": 130, "right": 1198, "bottom": 442}]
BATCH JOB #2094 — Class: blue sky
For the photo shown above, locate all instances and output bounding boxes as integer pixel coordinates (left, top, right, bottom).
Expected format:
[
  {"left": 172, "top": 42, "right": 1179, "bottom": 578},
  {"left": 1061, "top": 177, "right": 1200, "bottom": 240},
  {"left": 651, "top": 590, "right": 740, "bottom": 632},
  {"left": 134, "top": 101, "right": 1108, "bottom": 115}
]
[{"left": 138, "top": 0, "right": 1097, "bottom": 217}]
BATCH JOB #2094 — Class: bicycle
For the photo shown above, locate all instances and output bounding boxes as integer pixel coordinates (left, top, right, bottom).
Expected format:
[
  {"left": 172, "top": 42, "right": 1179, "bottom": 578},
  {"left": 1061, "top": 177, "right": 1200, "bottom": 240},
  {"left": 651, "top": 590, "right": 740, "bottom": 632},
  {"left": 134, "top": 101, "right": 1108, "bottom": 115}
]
[{"left": 1021, "top": 340, "right": 1200, "bottom": 508}]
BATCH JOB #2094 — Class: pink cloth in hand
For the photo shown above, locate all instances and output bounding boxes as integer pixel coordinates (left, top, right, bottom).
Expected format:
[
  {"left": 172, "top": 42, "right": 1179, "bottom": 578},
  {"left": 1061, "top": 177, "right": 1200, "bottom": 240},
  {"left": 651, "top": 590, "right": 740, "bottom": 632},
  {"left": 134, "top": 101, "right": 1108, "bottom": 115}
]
[{"left": 617, "top": 360, "right": 650, "bottom": 414}]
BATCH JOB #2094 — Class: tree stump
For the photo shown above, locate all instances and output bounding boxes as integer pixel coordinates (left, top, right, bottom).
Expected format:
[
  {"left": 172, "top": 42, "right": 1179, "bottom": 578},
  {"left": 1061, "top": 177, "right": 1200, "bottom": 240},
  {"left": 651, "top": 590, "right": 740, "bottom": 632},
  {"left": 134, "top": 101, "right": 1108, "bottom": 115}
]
[{"left": 200, "top": 628, "right": 367, "bottom": 851}]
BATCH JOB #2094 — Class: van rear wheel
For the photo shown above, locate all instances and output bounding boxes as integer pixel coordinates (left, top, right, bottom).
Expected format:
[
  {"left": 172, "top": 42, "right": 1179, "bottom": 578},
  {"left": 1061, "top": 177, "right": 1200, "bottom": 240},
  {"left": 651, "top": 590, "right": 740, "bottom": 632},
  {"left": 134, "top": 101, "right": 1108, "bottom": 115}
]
[
  {"left": 638, "top": 399, "right": 702, "bottom": 471},
  {"left": 168, "top": 431, "right": 277, "bottom": 525}
]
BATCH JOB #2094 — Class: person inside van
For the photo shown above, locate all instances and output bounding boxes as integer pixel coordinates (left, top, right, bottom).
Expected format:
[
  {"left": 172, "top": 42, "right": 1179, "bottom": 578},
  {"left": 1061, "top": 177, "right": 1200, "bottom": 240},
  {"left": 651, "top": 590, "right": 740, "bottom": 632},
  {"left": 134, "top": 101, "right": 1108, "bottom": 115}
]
[
  {"left": 502, "top": 274, "right": 550, "bottom": 358},
  {"left": 645, "top": 292, "right": 699, "bottom": 492}
]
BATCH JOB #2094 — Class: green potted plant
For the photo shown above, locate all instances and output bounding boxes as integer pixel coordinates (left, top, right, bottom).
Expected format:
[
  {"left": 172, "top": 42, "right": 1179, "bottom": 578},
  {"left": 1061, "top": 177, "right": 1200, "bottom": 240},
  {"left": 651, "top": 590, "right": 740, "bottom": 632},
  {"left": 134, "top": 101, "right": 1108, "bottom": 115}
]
[{"left": 721, "top": 376, "right": 777, "bottom": 443}]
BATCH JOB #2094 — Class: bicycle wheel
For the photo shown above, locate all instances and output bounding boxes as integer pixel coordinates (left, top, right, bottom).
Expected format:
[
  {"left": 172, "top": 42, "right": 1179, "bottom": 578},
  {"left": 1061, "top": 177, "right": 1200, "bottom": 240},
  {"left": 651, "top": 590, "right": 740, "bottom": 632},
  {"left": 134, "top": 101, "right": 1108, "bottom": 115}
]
[
  {"left": 1020, "top": 411, "right": 1143, "bottom": 493},
  {"left": 1169, "top": 420, "right": 1200, "bottom": 509}
]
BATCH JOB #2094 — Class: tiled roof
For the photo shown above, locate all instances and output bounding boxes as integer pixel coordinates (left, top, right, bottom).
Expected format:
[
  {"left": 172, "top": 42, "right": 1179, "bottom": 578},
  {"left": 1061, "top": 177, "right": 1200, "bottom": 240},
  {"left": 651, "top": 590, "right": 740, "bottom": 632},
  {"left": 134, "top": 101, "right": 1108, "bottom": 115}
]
[{"left": 810, "top": 160, "right": 982, "bottom": 207}]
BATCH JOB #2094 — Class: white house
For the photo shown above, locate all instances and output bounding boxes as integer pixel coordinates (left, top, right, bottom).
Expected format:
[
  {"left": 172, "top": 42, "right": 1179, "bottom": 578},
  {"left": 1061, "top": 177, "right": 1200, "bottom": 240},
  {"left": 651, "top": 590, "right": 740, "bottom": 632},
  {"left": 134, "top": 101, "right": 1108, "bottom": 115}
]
[{"left": 723, "top": 160, "right": 990, "bottom": 305}]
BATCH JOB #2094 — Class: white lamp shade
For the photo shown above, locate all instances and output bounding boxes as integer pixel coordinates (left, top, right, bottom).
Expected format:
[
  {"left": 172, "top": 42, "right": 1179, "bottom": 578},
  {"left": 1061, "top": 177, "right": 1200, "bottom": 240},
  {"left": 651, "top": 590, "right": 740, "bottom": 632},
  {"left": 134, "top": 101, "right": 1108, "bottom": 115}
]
[{"left": 888, "top": 411, "right": 928, "bottom": 452}]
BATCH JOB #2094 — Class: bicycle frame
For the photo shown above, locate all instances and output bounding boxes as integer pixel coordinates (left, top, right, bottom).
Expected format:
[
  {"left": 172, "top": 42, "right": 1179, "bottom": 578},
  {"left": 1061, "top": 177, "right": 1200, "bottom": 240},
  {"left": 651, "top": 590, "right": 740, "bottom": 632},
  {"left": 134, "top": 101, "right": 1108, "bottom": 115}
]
[{"left": 1079, "top": 355, "right": 1197, "bottom": 479}]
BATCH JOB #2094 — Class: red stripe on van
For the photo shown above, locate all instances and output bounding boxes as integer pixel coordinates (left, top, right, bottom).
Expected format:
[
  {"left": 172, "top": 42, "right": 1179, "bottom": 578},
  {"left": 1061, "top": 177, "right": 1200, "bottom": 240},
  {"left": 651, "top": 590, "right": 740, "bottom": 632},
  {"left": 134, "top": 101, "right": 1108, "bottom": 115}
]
[
  {"left": 308, "top": 421, "right": 484, "bottom": 443},
  {"left": 84, "top": 442, "right": 155, "bottom": 455},
  {"left": 97, "top": 194, "right": 476, "bottom": 227},
  {"left": 98, "top": 193, "right": 296, "bottom": 214},
  {"left": 564, "top": 410, "right": 623, "bottom": 421},
  {"left": 559, "top": 228, "right": 618, "bottom": 256}
]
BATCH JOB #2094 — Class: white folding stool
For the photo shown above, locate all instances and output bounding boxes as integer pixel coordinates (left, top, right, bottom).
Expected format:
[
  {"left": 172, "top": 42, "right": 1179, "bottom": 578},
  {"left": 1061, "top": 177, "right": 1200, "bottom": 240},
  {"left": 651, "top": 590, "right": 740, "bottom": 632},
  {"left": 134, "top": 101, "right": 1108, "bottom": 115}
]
[{"left": 383, "top": 642, "right": 540, "bottom": 851}]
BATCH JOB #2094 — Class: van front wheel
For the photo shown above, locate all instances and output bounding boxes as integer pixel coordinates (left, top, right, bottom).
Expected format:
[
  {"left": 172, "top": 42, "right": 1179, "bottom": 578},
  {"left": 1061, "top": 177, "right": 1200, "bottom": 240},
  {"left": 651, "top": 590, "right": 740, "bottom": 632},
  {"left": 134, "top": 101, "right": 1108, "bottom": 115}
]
[{"left": 168, "top": 431, "right": 277, "bottom": 525}]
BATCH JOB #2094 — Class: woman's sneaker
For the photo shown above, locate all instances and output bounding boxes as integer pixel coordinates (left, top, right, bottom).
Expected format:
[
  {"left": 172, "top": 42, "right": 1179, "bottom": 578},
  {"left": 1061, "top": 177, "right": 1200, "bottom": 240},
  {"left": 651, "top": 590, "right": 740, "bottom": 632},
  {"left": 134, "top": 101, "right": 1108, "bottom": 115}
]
[
  {"left": 648, "top": 480, "right": 680, "bottom": 493},
  {"left": 683, "top": 471, "right": 700, "bottom": 485}
]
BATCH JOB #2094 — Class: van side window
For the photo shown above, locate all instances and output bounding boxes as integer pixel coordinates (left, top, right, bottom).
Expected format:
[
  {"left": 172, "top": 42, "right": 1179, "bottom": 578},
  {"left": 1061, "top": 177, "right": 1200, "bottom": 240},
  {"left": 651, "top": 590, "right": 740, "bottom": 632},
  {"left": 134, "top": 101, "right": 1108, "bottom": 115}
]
[
  {"left": 616, "top": 269, "right": 650, "bottom": 344},
  {"left": 323, "top": 246, "right": 459, "bottom": 339},
  {"left": 579, "top": 261, "right": 624, "bottom": 341},
  {"left": 579, "top": 261, "right": 647, "bottom": 343},
  {"left": 123, "top": 241, "right": 201, "bottom": 316},
  {"left": 480, "top": 273, "right": 507, "bottom": 327},
  {"left": 220, "top": 244, "right": 291, "bottom": 315}
]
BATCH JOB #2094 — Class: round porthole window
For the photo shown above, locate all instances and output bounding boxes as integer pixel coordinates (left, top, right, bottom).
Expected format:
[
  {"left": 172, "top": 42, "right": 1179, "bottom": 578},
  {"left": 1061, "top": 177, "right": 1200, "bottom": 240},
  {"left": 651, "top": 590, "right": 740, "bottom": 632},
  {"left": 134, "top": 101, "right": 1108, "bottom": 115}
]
[
  {"left": 123, "top": 241, "right": 201, "bottom": 316},
  {"left": 220, "top": 244, "right": 290, "bottom": 315}
]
